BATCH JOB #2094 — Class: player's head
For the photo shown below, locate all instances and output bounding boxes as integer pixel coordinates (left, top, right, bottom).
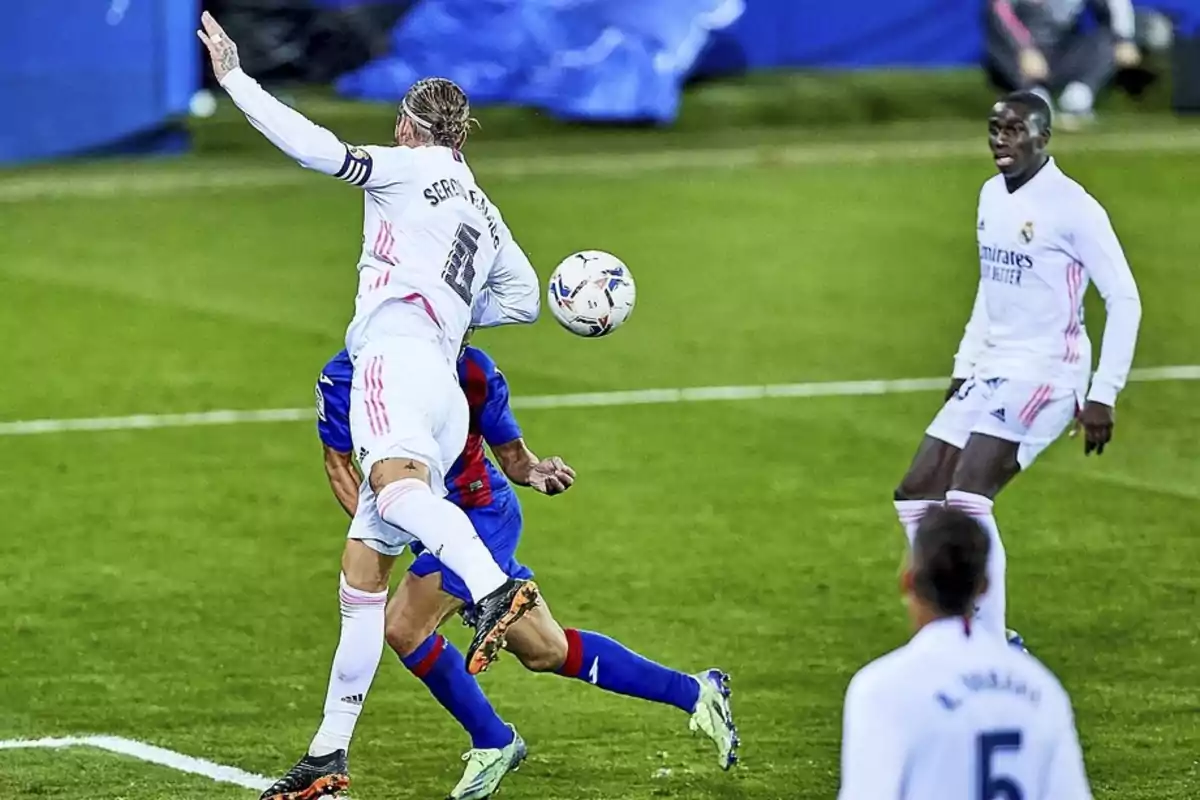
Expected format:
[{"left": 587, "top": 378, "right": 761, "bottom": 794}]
[
  {"left": 395, "top": 78, "right": 475, "bottom": 149},
  {"left": 901, "top": 506, "right": 990, "bottom": 628},
  {"left": 988, "top": 91, "right": 1052, "bottom": 178}
]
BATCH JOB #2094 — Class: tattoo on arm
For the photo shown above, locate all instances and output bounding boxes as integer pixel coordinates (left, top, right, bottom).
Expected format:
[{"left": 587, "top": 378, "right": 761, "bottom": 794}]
[{"left": 219, "top": 45, "right": 238, "bottom": 75}]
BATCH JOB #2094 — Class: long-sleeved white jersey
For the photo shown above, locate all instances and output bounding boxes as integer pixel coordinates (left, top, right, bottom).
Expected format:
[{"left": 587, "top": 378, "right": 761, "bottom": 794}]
[
  {"left": 219, "top": 68, "right": 540, "bottom": 363},
  {"left": 956, "top": 158, "right": 1141, "bottom": 407},
  {"left": 839, "top": 618, "right": 1092, "bottom": 800}
]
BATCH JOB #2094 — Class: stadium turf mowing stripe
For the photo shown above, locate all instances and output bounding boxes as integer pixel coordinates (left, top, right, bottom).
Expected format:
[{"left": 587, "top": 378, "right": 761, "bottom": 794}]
[
  {"left": 0, "top": 365, "right": 1196, "bottom": 437},
  {"left": 0, "top": 735, "right": 272, "bottom": 791},
  {"left": 2, "top": 129, "right": 1200, "bottom": 202}
]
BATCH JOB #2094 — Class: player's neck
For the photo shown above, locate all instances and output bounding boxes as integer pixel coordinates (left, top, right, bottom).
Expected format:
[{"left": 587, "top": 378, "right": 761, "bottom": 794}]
[
  {"left": 1004, "top": 154, "right": 1050, "bottom": 194},
  {"left": 912, "top": 607, "right": 964, "bottom": 634}
]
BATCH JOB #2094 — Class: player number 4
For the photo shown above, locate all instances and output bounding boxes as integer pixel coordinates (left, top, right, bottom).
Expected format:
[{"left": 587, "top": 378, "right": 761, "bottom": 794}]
[
  {"left": 977, "top": 730, "right": 1024, "bottom": 800},
  {"left": 443, "top": 223, "right": 482, "bottom": 305}
]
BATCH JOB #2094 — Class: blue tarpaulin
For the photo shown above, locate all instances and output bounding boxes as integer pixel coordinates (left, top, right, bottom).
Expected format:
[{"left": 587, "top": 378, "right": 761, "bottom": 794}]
[
  {"left": 336, "top": 0, "right": 745, "bottom": 123},
  {"left": 337, "top": 0, "right": 1199, "bottom": 122}
]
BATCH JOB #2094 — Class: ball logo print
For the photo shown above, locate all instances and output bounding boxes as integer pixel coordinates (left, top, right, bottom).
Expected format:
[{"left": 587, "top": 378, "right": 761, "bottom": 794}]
[{"left": 547, "top": 250, "right": 637, "bottom": 338}]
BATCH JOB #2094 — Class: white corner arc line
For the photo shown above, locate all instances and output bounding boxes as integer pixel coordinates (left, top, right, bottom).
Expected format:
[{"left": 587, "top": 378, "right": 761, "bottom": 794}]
[
  {"left": 0, "top": 366, "right": 1196, "bottom": 438},
  {"left": 0, "top": 735, "right": 272, "bottom": 791}
]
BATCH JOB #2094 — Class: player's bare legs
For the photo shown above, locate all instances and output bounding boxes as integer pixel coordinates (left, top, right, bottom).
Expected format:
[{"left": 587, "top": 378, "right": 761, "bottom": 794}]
[
  {"left": 504, "top": 602, "right": 740, "bottom": 770},
  {"left": 259, "top": 541, "right": 394, "bottom": 800},
  {"left": 386, "top": 572, "right": 525, "bottom": 800},
  {"left": 894, "top": 436, "right": 961, "bottom": 542},
  {"left": 370, "top": 457, "right": 540, "bottom": 674}
]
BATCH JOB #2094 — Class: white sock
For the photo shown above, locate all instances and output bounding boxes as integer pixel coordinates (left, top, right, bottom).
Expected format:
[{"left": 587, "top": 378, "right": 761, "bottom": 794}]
[
  {"left": 309, "top": 573, "right": 388, "bottom": 757},
  {"left": 375, "top": 478, "right": 507, "bottom": 602},
  {"left": 1059, "top": 81, "right": 1094, "bottom": 115},
  {"left": 945, "top": 491, "right": 1007, "bottom": 641},
  {"left": 893, "top": 499, "right": 942, "bottom": 545}
]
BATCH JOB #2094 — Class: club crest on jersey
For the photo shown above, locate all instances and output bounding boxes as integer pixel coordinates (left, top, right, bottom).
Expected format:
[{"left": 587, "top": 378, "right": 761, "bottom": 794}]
[
  {"left": 1019, "top": 221, "right": 1034, "bottom": 244},
  {"left": 977, "top": 218, "right": 985, "bottom": 231}
]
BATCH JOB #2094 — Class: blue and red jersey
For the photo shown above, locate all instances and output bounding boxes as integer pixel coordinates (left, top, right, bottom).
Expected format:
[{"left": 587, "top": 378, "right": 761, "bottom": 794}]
[{"left": 316, "top": 346, "right": 520, "bottom": 509}]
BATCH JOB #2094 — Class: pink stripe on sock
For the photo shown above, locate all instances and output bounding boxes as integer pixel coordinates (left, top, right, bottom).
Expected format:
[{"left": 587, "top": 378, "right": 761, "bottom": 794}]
[{"left": 340, "top": 589, "right": 386, "bottom": 607}]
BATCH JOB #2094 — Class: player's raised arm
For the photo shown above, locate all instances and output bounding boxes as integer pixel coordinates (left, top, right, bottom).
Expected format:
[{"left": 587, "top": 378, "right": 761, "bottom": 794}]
[
  {"left": 198, "top": 12, "right": 376, "bottom": 186},
  {"left": 471, "top": 237, "right": 540, "bottom": 327},
  {"left": 836, "top": 670, "right": 908, "bottom": 799}
]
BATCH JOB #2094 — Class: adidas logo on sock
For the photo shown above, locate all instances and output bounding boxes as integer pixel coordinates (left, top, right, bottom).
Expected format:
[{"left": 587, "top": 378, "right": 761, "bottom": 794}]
[{"left": 340, "top": 693, "right": 365, "bottom": 705}]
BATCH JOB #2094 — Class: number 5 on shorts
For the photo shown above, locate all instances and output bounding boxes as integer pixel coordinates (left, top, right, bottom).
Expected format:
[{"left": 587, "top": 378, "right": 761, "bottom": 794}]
[{"left": 978, "top": 730, "right": 1023, "bottom": 800}]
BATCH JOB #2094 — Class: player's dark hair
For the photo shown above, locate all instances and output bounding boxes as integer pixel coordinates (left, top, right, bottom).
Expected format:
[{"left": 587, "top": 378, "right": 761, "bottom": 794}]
[
  {"left": 1003, "top": 90, "right": 1053, "bottom": 134},
  {"left": 911, "top": 506, "right": 990, "bottom": 617},
  {"left": 401, "top": 77, "right": 477, "bottom": 148}
]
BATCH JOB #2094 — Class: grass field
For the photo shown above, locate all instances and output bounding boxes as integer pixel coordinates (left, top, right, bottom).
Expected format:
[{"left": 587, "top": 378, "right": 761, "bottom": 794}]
[{"left": 1, "top": 105, "right": 1199, "bottom": 800}]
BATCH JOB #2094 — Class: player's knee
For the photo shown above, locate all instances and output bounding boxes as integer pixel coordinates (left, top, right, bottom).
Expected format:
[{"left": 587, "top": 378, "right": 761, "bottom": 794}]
[
  {"left": 384, "top": 617, "right": 426, "bottom": 660},
  {"left": 372, "top": 475, "right": 430, "bottom": 524},
  {"left": 895, "top": 475, "right": 940, "bottom": 503}
]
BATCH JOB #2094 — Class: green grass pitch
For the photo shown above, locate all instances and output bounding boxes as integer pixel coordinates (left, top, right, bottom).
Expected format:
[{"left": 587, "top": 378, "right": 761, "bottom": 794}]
[{"left": 0, "top": 113, "right": 1198, "bottom": 799}]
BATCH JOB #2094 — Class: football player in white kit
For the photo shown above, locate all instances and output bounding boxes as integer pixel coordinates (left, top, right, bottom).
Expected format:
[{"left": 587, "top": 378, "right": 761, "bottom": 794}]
[
  {"left": 839, "top": 506, "right": 1092, "bottom": 799},
  {"left": 199, "top": 13, "right": 542, "bottom": 799},
  {"left": 893, "top": 90, "right": 1141, "bottom": 647}
]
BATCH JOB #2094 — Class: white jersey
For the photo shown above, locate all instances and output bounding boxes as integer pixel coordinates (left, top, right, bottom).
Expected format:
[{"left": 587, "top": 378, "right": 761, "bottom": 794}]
[
  {"left": 956, "top": 158, "right": 1141, "bottom": 407},
  {"left": 839, "top": 618, "right": 1092, "bottom": 800},
  {"left": 219, "top": 68, "right": 539, "bottom": 364}
]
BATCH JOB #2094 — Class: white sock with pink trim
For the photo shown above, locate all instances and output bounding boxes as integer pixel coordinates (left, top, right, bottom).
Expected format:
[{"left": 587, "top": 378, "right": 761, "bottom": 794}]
[
  {"left": 893, "top": 499, "right": 942, "bottom": 544},
  {"left": 375, "top": 478, "right": 507, "bottom": 601},
  {"left": 945, "top": 490, "right": 1007, "bottom": 641},
  {"left": 308, "top": 573, "right": 387, "bottom": 757}
]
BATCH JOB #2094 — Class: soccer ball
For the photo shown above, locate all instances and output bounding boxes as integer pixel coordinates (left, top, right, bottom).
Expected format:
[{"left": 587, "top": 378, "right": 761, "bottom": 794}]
[{"left": 546, "top": 251, "right": 636, "bottom": 337}]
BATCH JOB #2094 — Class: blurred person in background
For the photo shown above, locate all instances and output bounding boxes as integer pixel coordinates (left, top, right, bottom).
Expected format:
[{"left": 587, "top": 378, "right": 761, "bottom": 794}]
[{"left": 985, "top": 0, "right": 1170, "bottom": 128}]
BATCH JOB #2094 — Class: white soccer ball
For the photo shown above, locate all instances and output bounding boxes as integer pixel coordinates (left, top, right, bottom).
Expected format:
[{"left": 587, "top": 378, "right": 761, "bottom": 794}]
[{"left": 546, "top": 250, "right": 636, "bottom": 337}]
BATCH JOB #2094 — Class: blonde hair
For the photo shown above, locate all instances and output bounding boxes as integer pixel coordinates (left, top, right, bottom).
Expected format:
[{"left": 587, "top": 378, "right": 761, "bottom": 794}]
[{"left": 401, "top": 78, "right": 476, "bottom": 148}]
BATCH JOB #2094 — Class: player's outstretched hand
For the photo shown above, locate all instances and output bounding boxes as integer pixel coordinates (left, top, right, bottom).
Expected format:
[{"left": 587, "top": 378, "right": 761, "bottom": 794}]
[
  {"left": 197, "top": 11, "right": 240, "bottom": 82},
  {"left": 1076, "top": 401, "right": 1114, "bottom": 456},
  {"left": 528, "top": 457, "right": 575, "bottom": 496}
]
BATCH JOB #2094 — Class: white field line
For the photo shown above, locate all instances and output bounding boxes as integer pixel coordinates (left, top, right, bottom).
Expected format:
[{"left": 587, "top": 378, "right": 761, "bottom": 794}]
[
  {"left": 2, "top": 128, "right": 1200, "bottom": 202},
  {"left": 0, "top": 735, "right": 272, "bottom": 791},
  {"left": 1, "top": 365, "right": 1197, "bottom": 437}
]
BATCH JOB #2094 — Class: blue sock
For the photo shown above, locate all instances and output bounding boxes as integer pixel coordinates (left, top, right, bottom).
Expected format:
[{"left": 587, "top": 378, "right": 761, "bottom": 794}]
[
  {"left": 400, "top": 634, "right": 513, "bottom": 750},
  {"left": 556, "top": 629, "right": 700, "bottom": 712}
]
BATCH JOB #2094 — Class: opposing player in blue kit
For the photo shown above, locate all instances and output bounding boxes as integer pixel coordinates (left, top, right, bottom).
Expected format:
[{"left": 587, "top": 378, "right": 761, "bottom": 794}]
[{"left": 313, "top": 342, "right": 739, "bottom": 800}]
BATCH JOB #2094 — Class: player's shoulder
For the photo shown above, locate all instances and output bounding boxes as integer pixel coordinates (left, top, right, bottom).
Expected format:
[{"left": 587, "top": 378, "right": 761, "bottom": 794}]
[
  {"left": 846, "top": 643, "right": 921, "bottom": 703},
  {"left": 1045, "top": 159, "right": 1107, "bottom": 215},
  {"left": 978, "top": 172, "right": 1007, "bottom": 201},
  {"left": 319, "top": 349, "right": 353, "bottom": 385},
  {"left": 1006, "top": 648, "right": 1074, "bottom": 703}
]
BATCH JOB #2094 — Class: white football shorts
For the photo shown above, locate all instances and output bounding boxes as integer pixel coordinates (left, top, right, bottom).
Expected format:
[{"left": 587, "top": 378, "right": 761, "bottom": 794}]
[
  {"left": 349, "top": 333, "right": 468, "bottom": 500},
  {"left": 346, "top": 478, "right": 412, "bottom": 556},
  {"left": 926, "top": 377, "right": 1080, "bottom": 469}
]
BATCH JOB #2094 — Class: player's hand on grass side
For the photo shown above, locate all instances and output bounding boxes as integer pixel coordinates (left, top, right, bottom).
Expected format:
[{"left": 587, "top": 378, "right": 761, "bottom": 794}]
[
  {"left": 1075, "top": 401, "right": 1114, "bottom": 456},
  {"left": 528, "top": 457, "right": 575, "bottom": 496},
  {"left": 197, "top": 11, "right": 240, "bottom": 82},
  {"left": 945, "top": 378, "right": 967, "bottom": 403}
]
